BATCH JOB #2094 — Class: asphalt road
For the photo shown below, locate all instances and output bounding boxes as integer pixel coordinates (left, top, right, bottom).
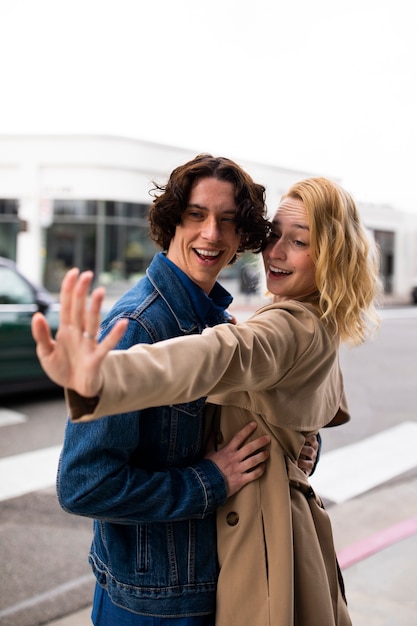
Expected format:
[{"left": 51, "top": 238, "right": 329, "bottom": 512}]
[
  {"left": 0, "top": 390, "right": 94, "bottom": 626},
  {"left": 0, "top": 303, "right": 416, "bottom": 626}
]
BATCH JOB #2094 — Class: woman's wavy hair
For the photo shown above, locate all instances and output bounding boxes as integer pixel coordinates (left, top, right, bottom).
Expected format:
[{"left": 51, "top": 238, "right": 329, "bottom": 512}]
[
  {"left": 284, "top": 177, "right": 382, "bottom": 345},
  {"left": 148, "top": 154, "right": 269, "bottom": 264}
]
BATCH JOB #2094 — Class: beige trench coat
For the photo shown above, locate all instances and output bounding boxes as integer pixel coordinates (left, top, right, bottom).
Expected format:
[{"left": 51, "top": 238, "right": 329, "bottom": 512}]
[{"left": 66, "top": 301, "right": 352, "bottom": 626}]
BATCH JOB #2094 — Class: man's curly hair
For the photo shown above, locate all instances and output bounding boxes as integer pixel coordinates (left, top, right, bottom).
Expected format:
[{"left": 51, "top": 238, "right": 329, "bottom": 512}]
[{"left": 148, "top": 154, "right": 269, "bottom": 264}]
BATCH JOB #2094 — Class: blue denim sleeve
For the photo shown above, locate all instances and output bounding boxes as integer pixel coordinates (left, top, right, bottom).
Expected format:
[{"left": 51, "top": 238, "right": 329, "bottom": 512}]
[
  {"left": 57, "top": 418, "right": 227, "bottom": 523},
  {"left": 56, "top": 316, "right": 228, "bottom": 523}
]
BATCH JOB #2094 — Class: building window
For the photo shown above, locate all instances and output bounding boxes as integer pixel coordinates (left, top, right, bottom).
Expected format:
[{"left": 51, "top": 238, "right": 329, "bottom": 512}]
[
  {"left": 0, "top": 199, "right": 19, "bottom": 259},
  {"left": 53, "top": 199, "right": 98, "bottom": 217},
  {"left": 374, "top": 230, "right": 395, "bottom": 293},
  {"left": 44, "top": 199, "right": 156, "bottom": 291},
  {"left": 0, "top": 199, "right": 18, "bottom": 216}
]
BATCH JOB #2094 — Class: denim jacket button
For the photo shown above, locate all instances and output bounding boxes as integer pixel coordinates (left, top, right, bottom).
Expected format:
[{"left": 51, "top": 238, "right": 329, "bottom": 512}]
[
  {"left": 216, "top": 430, "right": 224, "bottom": 445},
  {"left": 226, "top": 511, "right": 239, "bottom": 526}
]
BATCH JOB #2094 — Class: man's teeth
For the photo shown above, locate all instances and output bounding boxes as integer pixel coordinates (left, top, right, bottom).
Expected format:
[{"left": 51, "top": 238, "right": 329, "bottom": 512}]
[{"left": 195, "top": 249, "right": 220, "bottom": 257}]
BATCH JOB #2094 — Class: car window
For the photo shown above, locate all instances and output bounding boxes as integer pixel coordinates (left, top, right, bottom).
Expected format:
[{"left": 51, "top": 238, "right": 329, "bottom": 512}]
[{"left": 0, "top": 266, "right": 35, "bottom": 304}]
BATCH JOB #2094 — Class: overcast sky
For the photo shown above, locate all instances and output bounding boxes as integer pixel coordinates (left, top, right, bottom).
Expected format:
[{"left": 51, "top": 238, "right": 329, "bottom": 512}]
[{"left": 1, "top": 0, "right": 416, "bottom": 212}]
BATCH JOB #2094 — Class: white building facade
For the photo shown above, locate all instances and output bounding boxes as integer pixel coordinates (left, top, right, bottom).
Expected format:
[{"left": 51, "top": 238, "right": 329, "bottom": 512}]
[{"left": 0, "top": 134, "right": 415, "bottom": 298}]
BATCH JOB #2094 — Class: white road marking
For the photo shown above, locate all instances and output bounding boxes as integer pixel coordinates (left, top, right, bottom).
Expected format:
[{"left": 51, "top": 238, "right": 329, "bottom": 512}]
[
  {"left": 2, "top": 421, "right": 417, "bottom": 506},
  {"left": 310, "top": 421, "right": 417, "bottom": 503},
  {"left": 0, "top": 408, "right": 27, "bottom": 427},
  {"left": 0, "top": 573, "right": 94, "bottom": 619},
  {"left": 0, "top": 445, "right": 61, "bottom": 501}
]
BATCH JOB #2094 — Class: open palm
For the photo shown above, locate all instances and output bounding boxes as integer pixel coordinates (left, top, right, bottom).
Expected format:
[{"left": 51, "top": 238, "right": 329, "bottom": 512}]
[{"left": 31, "top": 269, "right": 127, "bottom": 397}]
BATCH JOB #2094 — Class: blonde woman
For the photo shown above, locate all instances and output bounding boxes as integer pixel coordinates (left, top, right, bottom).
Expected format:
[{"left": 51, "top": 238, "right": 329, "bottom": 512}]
[{"left": 33, "top": 177, "right": 381, "bottom": 626}]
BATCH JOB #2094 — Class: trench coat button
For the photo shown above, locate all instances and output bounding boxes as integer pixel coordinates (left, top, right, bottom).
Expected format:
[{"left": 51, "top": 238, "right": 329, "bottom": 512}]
[
  {"left": 216, "top": 430, "right": 224, "bottom": 445},
  {"left": 226, "top": 511, "right": 239, "bottom": 526}
]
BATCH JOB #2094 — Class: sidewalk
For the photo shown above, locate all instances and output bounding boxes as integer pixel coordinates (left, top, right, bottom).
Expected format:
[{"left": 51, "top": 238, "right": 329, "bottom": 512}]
[
  {"left": 329, "top": 474, "right": 417, "bottom": 625},
  {"left": 47, "top": 607, "right": 91, "bottom": 625}
]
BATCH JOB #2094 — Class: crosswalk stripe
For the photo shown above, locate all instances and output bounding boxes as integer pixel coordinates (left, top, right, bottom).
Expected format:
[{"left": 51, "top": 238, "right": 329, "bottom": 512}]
[
  {"left": 0, "top": 445, "right": 61, "bottom": 501},
  {"left": 0, "top": 408, "right": 27, "bottom": 427},
  {"left": 310, "top": 421, "right": 417, "bottom": 503},
  {"left": 1, "top": 422, "right": 416, "bottom": 506}
]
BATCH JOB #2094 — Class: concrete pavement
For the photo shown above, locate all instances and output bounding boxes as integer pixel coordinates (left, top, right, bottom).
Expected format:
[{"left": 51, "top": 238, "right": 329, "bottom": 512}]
[{"left": 330, "top": 473, "right": 417, "bottom": 625}]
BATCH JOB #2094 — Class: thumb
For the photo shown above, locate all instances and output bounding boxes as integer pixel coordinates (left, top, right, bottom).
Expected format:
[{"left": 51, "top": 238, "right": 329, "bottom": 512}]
[{"left": 31, "top": 312, "right": 55, "bottom": 357}]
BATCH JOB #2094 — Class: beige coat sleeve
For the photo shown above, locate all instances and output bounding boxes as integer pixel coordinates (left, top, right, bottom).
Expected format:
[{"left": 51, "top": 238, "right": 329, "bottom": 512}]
[{"left": 65, "top": 302, "right": 342, "bottom": 430}]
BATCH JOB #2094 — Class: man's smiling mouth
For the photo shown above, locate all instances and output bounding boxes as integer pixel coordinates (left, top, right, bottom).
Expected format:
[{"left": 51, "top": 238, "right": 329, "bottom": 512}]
[{"left": 194, "top": 249, "right": 222, "bottom": 260}]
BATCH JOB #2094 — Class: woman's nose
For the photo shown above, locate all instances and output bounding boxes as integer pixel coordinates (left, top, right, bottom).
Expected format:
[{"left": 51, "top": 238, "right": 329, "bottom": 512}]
[{"left": 270, "top": 238, "right": 286, "bottom": 259}]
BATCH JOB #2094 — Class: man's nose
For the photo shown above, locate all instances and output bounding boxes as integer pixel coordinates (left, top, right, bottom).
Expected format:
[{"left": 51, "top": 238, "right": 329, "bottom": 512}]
[{"left": 202, "top": 218, "right": 221, "bottom": 241}]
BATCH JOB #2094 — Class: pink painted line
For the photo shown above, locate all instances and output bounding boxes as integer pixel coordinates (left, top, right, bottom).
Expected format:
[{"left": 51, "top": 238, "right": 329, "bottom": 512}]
[{"left": 337, "top": 515, "right": 417, "bottom": 570}]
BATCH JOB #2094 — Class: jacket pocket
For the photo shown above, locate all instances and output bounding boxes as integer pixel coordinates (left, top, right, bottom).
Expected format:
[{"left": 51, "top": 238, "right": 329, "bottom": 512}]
[{"left": 135, "top": 523, "right": 149, "bottom": 573}]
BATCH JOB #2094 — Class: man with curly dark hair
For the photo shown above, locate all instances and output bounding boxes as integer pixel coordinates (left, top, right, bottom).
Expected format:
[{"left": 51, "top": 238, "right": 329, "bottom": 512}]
[
  {"left": 55, "top": 154, "right": 318, "bottom": 625},
  {"left": 148, "top": 153, "right": 268, "bottom": 258}
]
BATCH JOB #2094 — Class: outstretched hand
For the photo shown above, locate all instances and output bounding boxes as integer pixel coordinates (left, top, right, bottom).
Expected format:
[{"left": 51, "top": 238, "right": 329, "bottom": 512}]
[{"left": 31, "top": 268, "right": 128, "bottom": 397}]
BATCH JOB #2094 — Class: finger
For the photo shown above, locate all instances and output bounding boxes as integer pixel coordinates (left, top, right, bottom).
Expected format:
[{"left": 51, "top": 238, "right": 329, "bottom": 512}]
[
  {"left": 227, "top": 421, "right": 258, "bottom": 449},
  {"left": 31, "top": 311, "right": 46, "bottom": 343},
  {"left": 84, "top": 286, "right": 106, "bottom": 340},
  {"left": 300, "top": 446, "right": 314, "bottom": 461},
  {"left": 97, "top": 319, "right": 128, "bottom": 354},
  {"left": 241, "top": 448, "right": 270, "bottom": 472},
  {"left": 298, "top": 458, "right": 314, "bottom": 476},
  {"left": 304, "top": 434, "right": 318, "bottom": 449},
  {"left": 31, "top": 312, "right": 55, "bottom": 358},
  {"left": 59, "top": 268, "right": 80, "bottom": 324},
  {"left": 240, "top": 462, "right": 267, "bottom": 484},
  {"left": 304, "top": 434, "right": 316, "bottom": 443},
  {"left": 239, "top": 434, "right": 271, "bottom": 459},
  {"left": 72, "top": 271, "right": 94, "bottom": 329}
]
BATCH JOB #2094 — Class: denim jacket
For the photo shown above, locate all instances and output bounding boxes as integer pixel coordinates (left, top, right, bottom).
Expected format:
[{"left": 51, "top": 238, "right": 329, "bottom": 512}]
[{"left": 56, "top": 253, "right": 229, "bottom": 617}]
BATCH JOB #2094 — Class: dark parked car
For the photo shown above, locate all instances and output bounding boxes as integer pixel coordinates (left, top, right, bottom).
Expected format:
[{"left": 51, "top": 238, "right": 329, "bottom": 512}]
[{"left": 0, "top": 257, "right": 60, "bottom": 395}]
